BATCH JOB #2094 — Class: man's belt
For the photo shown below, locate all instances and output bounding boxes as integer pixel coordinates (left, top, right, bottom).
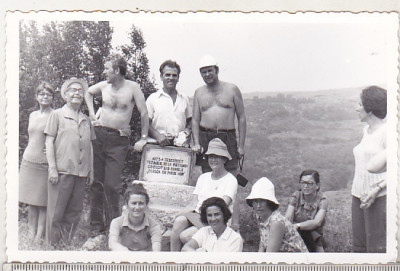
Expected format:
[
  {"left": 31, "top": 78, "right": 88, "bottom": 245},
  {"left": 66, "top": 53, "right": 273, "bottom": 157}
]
[
  {"left": 95, "top": 126, "right": 130, "bottom": 137},
  {"left": 199, "top": 126, "right": 236, "bottom": 133}
]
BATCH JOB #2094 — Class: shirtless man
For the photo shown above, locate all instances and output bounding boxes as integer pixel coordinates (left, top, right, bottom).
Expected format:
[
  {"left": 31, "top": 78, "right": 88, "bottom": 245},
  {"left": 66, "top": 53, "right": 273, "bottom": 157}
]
[
  {"left": 84, "top": 54, "right": 149, "bottom": 237},
  {"left": 192, "top": 55, "right": 246, "bottom": 173},
  {"left": 191, "top": 55, "right": 246, "bottom": 231}
]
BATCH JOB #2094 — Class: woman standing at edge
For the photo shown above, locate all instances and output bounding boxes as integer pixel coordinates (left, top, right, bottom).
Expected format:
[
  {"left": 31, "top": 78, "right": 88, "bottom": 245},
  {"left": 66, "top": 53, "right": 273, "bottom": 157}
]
[
  {"left": 19, "top": 81, "right": 54, "bottom": 242},
  {"left": 352, "top": 86, "right": 387, "bottom": 253},
  {"left": 285, "top": 170, "right": 327, "bottom": 252}
]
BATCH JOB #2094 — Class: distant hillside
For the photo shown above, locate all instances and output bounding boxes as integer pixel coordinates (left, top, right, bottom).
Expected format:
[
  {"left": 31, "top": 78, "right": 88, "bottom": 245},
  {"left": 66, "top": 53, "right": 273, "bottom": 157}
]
[
  {"left": 239, "top": 88, "right": 363, "bottom": 198},
  {"left": 243, "top": 87, "right": 362, "bottom": 102}
]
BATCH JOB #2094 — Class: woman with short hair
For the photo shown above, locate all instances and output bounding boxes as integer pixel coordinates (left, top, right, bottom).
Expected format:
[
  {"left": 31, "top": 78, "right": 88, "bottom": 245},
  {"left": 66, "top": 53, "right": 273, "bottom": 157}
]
[
  {"left": 351, "top": 86, "right": 387, "bottom": 253},
  {"left": 19, "top": 81, "right": 55, "bottom": 242},
  {"left": 182, "top": 197, "right": 243, "bottom": 252},
  {"left": 246, "top": 177, "right": 308, "bottom": 252},
  {"left": 108, "top": 182, "right": 162, "bottom": 251},
  {"left": 285, "top": 170, "right": 327, "bottom": 252}
]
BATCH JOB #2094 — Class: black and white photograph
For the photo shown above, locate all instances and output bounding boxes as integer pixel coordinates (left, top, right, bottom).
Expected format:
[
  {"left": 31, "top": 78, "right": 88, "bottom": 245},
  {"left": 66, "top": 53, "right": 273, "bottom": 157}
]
[{"left": 4, "top": 11, "right": 399, "bottom": 263}]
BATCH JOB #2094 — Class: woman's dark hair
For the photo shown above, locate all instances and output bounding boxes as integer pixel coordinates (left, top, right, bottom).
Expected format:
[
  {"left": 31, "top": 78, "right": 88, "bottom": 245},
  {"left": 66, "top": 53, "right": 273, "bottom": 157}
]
[
  {"left": 106, "top": 53, "right": 127, "bottom": 76},
  {"left": 124, "top": 182, "right": 149, "bottom": 204},
  {"left": 159, "top": 60, "right": 181, "bottom": 76},
  {"left": 299, "top": 169, "right": 320, "bottom": 184},
  {"left": 200, "top": 197, "right": 232, "bottom": 225},
  {"left": 361, "top": 86, "right": 387, "bottom": 119},
  {"left": 35, "top": 81, "right": 55, "bottom": 96}
]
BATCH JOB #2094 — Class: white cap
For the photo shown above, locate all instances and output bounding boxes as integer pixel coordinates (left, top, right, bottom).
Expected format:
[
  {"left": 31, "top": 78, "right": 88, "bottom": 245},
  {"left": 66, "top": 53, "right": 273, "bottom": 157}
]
[
  {"left": 199, "top": 55, "right": 218, "bottom": 69},
  {"left": 246, "top": 177, "right": 279, "bottom": 206}
]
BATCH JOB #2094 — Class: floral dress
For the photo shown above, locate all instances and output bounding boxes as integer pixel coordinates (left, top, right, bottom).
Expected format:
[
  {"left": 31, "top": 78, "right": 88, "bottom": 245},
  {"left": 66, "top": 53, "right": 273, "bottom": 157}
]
[{"left": 259, "top": 211, "right": 308, "bottom": 252}]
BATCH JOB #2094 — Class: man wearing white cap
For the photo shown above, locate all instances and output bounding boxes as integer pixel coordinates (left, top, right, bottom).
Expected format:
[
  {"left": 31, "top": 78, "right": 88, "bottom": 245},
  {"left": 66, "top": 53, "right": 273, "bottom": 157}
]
[
  {"left": 192, "top": 55, "right": 246, "bottom": 174},
  {"left": 84, "top": 54, "right": 149, "bottom": 237}
]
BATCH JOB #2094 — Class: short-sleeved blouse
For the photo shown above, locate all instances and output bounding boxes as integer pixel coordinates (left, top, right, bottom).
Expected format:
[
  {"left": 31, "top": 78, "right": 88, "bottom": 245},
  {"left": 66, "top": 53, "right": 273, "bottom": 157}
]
[
  {"left": 259, "top": 211, "right": 308, "bottom": 252},
  {"left": 288, "top": 191, "right": 328, "bottom": 229}
]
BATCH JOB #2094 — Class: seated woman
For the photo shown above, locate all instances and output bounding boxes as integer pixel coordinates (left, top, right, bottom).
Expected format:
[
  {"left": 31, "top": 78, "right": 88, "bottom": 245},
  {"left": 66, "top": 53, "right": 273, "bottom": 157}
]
[
  {"left": 285, "top": 170, "right": 327, "bottom": 252},
  {"left": 108, "top": 183, "right": 161, "bottom": 251},
  {"left": 182, "top": 197, "right": 243, "bottom": 252},
  {"left": 246, "top": 177, "right": 308, "bottom": 252},
  {"left": 170, "top": 138, "right": 238, "bottom": 251}
]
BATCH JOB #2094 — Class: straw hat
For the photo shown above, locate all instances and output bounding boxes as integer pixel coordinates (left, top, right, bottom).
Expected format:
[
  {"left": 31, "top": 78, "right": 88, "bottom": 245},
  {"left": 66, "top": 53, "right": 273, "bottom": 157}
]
[
  {"left": 60, "top": 77, "right": 88, "bottom": 100},
  {"left": 199, "top": 55, "right": 218, "bottom": 69},
  {"left": 246, "top": 177, "right": 279, "bottom": 206},
  {"left": 204, "top": 138, "right": 232, "bottom": 160}
]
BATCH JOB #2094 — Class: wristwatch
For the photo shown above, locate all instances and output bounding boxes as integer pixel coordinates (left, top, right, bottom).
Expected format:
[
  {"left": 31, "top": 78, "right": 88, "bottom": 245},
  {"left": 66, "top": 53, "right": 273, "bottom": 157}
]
[{"left": 296, "top": 223, "right": 301, "bottom": 230}]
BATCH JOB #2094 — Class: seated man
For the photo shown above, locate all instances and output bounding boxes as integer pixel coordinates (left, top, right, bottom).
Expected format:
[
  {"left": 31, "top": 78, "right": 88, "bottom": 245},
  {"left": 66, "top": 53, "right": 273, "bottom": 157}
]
[{"left": 146, "top": 60, "right": 191, "bottom": 147}]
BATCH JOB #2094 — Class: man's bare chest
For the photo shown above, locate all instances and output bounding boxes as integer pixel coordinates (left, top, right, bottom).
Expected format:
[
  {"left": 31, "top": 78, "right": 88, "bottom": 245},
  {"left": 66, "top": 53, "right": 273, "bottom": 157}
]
[
  {"left": 199, "top": 92, "right": 234, "bottom": 111},
  {"left": 102, "top": 90, "right": 133, "bottom": 110}
]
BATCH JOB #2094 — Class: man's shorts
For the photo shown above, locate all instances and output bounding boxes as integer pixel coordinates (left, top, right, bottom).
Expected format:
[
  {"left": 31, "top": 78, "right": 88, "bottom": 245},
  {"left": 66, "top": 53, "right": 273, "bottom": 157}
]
[{"left": 196, "top": 126, "right": 238, "bottom": 171}]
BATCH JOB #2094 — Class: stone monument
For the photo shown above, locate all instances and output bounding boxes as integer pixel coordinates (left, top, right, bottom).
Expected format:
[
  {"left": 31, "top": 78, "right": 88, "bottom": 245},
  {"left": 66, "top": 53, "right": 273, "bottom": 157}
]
[{"left": 136, "top": 143, "right": 197, "bottom": 250}]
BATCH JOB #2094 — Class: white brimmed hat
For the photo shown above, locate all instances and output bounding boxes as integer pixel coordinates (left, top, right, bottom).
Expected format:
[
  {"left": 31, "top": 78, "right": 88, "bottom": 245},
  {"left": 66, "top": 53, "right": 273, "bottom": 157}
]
[
  {"left": 60, "top": 77, "right": 88, "bottom": 100},
  {"left": 205, "top": 138, "right": 232, "bottom": 160},
  {"left": 246, "top": 177, "right": 279, "bottom": 206},
  {"left": 199, "top": 55, "right": 218, "bottom": 69}
]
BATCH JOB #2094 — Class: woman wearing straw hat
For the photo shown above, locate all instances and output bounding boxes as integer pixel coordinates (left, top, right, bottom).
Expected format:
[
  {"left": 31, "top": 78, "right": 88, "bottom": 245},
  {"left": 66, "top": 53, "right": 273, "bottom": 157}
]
[
  {"left": 45, "top": 78, "right": 95, "bottom": 246},
  {"left": 171, "top": 138, "right": 238, "bottom": 251},
  {"left": 19, "top": 81, "right": 55, "bottom": 242},
  {"left": 246, "top": 177, "right": 308, "bottom": 252}
]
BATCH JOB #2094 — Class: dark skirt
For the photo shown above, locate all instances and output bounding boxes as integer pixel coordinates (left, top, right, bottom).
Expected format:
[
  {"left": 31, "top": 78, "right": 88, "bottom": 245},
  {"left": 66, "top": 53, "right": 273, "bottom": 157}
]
[{"left": 19, "top": 159, "right": 48, "bottom": 206}]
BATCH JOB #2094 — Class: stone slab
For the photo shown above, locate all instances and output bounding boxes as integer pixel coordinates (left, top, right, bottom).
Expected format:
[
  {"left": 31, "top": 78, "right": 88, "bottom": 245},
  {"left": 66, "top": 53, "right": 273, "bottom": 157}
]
[{"left": 139, "top": 144, "right": 195, "bottom": 185}]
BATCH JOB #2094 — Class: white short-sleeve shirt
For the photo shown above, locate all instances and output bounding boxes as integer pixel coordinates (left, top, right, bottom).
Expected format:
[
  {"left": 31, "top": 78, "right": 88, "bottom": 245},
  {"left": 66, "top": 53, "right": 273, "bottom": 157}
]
[
  {"left": 192, "top": 226, "right": 243, "bottom": 252},
  {"left": 193, "top": 172, "right": 238, "bottom": 213},
  {"left": 146, "top": 89, "right": 192, "bottom": 137}
]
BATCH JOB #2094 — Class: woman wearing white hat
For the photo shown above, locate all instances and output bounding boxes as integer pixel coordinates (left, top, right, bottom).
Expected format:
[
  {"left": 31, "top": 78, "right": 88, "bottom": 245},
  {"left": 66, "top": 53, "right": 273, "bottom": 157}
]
[
  {"left": 246, "top": 177, "right": 308, "bottom": 252},
  {"left": 170, "top": 138, "right": 238, "bottom": 251}
]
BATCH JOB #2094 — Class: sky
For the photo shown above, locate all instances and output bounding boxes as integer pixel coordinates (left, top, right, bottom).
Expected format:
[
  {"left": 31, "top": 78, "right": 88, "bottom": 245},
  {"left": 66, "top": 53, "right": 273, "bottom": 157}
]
[{"left": 109, "top": 12, "right": 398, "bottom": 97}]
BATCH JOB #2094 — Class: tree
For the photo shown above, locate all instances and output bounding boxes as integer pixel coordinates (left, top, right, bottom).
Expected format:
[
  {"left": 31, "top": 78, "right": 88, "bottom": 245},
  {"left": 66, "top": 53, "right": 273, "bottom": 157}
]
[{"left": 19, "top": 20, "right": 113, "bottom": 158}]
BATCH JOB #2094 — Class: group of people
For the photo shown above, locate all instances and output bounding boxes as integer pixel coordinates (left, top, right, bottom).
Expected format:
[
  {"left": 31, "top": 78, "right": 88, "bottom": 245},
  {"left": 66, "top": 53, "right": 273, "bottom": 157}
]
[{"left": 19, "top": 51, "right": 387, "bottom": 253}]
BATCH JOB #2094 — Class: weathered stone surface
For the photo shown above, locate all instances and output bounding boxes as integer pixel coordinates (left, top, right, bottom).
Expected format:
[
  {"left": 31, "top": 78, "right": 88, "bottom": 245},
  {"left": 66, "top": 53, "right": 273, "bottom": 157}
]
[
  {"left": 131, "top": 180, "right": 195, "bottom": 229},
  {"left": 139, "top": 144, "right": 195, "bottom": 185},
  {"left": 134, "top": 180, "right": 195, "bottom": 207}
]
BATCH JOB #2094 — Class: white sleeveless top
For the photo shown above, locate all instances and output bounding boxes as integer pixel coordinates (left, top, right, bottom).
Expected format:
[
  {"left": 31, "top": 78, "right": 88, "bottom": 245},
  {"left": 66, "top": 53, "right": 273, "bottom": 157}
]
[{"left": 351, "top": 123, "right": 386, "bottom": 198}]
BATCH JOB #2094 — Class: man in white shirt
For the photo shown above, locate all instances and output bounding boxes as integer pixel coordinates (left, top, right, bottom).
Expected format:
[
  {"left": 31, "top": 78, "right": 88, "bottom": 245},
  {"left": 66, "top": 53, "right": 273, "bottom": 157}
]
[{"left": 146, "top": 60, "right": 192, "bottom": 147}]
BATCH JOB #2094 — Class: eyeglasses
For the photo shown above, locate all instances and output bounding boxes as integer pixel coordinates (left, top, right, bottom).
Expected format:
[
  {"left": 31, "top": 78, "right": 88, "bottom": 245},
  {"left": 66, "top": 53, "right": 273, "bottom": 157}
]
[
  {"left": 38, "top": 92, "right": 53, "bottom": 97},
  {"left": 300, "top": 181, "right": 315, "bottom": 187},
  {"left": 66, "top": 88, "right": 84, "bottom": 94}
]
